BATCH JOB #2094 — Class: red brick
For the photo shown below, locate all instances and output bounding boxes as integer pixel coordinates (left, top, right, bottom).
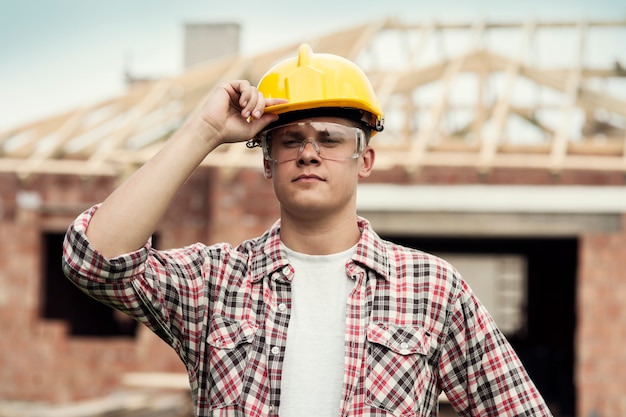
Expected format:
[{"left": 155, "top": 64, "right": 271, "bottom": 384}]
[{"left": 1, "top": 168, "right": 626, "bottom": 414}]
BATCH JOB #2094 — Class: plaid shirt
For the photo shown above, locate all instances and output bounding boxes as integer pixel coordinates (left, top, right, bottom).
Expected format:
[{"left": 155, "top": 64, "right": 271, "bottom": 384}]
[{"left": 63, "top": 205, "right": 552, "bottom": 417}]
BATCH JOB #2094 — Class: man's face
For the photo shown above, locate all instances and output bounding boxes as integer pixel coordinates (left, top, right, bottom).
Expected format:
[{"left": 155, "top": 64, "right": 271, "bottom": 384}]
[{"left": 262, "top": 116, "right": 375, "bottom": 220}]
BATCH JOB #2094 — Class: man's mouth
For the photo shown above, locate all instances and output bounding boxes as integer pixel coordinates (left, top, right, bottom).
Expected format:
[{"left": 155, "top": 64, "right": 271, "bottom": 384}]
[{"left": 293, "top": 174, "right": 324, "bottom": 182}]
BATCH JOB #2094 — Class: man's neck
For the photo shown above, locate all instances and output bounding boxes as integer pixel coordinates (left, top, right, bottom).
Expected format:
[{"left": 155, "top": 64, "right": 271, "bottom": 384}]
[{"left": 279, "top": 211, "right": 361, "bottom": 255}]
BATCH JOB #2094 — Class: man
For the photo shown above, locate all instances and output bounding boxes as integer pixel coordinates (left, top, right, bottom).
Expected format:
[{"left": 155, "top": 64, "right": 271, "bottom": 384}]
[{"left": 63, "top": 44, "right": 552, "bottom": 416}]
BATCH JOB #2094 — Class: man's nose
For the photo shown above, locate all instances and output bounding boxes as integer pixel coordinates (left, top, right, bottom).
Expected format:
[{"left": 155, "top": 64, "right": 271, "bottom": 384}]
[{"left": 297, "top": 139, "right": 321, "bottom": 162}]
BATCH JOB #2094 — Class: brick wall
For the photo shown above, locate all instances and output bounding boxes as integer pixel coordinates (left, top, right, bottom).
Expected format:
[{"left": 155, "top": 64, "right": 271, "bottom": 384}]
[
  {"left": 1, "top": 167, "right": 625, "bottom": 415},
  {"left": 0, "top": 208, "right": 45, "bottom": 400},
  {"left": 578, "top": 213, "right": 626, "bottom": 416},
  {"left": 0, "top": 167, "right": 277, "bottom": 403}
]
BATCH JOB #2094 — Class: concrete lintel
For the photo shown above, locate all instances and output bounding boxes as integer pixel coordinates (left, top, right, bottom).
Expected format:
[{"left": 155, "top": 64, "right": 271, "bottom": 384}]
[
  {"left": 358, "top": 210, "right": 621, "bottom": 237},
  {"left": 357, "top": 184, "right": 626, "bottom": 214}
]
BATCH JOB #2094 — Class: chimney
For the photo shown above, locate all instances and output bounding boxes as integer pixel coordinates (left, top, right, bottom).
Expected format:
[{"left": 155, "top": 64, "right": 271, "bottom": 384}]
[{"left": 183, "top": 22, "right": 241, "bottom": 69}]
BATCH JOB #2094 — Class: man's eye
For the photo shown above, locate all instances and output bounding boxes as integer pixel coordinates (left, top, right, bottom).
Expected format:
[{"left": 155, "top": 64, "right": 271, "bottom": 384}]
[
  {"left": 281, "top": 139, "right": 302, "bottom": 148},
  {"left": 319, "top": 137, "right": 343, "bottom": 146}
]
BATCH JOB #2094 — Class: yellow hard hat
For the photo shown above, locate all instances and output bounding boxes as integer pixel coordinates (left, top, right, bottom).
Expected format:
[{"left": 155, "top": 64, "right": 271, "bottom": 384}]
[{"left": 257, "top": 44, "right": 384, "bottom": 134}]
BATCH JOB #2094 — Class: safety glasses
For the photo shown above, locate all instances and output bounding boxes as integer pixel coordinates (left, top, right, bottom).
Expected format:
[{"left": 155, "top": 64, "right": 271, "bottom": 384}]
[{"left": 259, "top": 121, "right": 367, "bottom": 163}]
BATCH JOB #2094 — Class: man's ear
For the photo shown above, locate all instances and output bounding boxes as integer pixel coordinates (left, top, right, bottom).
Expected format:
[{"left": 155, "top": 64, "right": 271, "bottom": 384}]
[
  {"left": 358, "top": 146, "right": 375, "bottom": 179},
  {"left": 263, "top": 159, "right": 273, "bottom": 179}
]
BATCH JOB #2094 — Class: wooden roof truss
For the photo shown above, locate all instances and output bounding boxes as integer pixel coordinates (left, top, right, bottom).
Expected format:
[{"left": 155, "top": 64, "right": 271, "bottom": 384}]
[{"left": 1, "top": 18, "right": 626, "bottom": 178}]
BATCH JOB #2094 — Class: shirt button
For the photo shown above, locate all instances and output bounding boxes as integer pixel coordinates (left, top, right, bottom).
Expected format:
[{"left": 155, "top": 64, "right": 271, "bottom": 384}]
[
  {"left": 269, "top": 405, "right": 274, "bottom": 412},
  {"left": 215, "top": 339, "right": 222, "bottom": 347},
  {"left": 282, "top": 266, "right": 290, "bottom": 274},
  {"left": 271, "top": 346, "right": 280, "bottom": 355},
  {"left": 278, "top": 303, "right": 287, "bottom": 312},
  {"left": 400, "top": 342, "right": 409, "bottom": 350}
]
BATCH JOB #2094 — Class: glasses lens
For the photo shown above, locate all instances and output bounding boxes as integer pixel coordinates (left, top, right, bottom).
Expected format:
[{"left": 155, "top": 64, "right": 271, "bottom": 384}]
[{"left": 262, "top": 122, "right": 364, "bottom": 163}]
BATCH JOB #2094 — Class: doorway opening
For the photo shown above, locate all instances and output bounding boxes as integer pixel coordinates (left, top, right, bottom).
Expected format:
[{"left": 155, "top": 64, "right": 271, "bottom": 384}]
[{"left": 385, "top": 234, "right": 577, "bottom": 417}]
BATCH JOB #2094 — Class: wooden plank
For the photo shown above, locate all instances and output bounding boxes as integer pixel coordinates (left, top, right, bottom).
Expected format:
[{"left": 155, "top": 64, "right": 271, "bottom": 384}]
[
  {"left": 1, "top": 18, "right": 626, "bottom": 178},
  {"left": 384, "top": 19, "right": 626, "bottom": 31},
  {"left": 122, "top": 372, "right": 189, "bottom": 389},
  {"left": 406, "top": 19, "right": 487, "bottom": 171},
  {"left": 479, "top": 20, "right": 536, "bottom": 171},
  {"left": 26, "top": 391, "right": 188, "bottom": 417},
  {"left": 550, "top": 20, "right": 588, "bottom": 172},
  {"left": 17, "top": 105, "right": 93, "bottom": 179},
  {"left": 84, "top": 79, "right": 174, "bottom": 176},
  {"left": 375, "top": 22, "right": 436, "bottom": 108},
  {"left": 0, "top": 158, "right": 117, "bottom": 176}
]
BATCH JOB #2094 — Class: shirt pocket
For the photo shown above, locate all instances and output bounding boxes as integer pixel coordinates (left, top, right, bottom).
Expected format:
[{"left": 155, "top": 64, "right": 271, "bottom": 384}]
[
  {"left": 206, "top": 314, "right": 258, "bottom": 409},
  {"left": 365, "top": 321, "right": 433, "bottom": 417}
]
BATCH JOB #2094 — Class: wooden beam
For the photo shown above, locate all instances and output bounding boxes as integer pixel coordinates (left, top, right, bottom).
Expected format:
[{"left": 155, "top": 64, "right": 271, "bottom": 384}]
[
  {"left": 376, "top": 150, "right": 626, "bottom": 172},
  {"left": 375, "top": 22, "right": 436, "bottom": 108},
  {"left": 383, "top": 19, "right": 626, "bottom": 31},
  {"left": 0, "top": 158, "right": 117, "bottom": 176},
  {"left": 83, "top": 79, "right": 174, "bottom": 176},
  {"left": 17, "top": 105, "right": 94, "bottom": 180},
  {"left": 405, "top": 20, "right": 488, "bottom": 172},
  {"left": 479, "top": 20, "right": 537, "bottom": 172},
  {"left": 345, "top": 19, "right": 389, "bottom": 62},
  {"left": 623, "top": 121, "right": 626, "bottom": 168},
  {"left": 405, "top": 54, "right": 466, "bottom": 171},
  {"left": 122, "top": 372, "right": 189, "bottom": 389},
  {"left": 1, "top": 18, "right": 625, "bottom": 178},
  {"left": 550, "top": 20, "right": 588, "bottom": 173}
]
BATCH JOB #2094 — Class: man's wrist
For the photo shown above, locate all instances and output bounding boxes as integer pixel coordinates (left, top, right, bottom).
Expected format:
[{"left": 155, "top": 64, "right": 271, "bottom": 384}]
[{"left": 178, "top": 114, "right": 223, "bottom": 155}]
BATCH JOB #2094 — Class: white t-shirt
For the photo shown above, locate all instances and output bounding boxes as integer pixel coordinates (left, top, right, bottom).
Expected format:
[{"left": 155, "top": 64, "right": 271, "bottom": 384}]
[{"left": 279, "top": 243, "right": 357, "bottom": 417}]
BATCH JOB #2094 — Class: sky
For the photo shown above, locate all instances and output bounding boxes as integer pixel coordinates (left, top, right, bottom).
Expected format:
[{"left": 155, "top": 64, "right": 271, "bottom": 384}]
[{"left": 1, "top": 0, "right": 625, "bottom": 132}]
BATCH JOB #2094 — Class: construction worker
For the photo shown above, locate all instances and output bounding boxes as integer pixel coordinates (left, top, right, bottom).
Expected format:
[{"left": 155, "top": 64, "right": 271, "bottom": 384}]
[{"left": 62, "top": 44, "right": 552, "bottom": 416}]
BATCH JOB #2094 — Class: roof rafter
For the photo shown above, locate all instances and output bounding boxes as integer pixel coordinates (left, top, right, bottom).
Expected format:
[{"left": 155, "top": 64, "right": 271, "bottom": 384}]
[{"left": 1, "top": 18, "right": 625, "bottom": 178}]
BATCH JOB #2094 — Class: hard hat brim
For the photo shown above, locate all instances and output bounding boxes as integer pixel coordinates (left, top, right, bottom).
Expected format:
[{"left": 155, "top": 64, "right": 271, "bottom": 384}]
[
  {"left": 264, "top": 99, "right": 383, "bottom": 132},
  {"left": 264, "top": 99, "right": 380, "bottom": 117}
]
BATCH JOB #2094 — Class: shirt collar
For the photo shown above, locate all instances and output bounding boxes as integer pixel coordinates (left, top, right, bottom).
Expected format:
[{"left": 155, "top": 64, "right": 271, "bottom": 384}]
[
  {"left": 249, "top": 219, "right": 290, "bottom": 283},
  {"left": 248, "top": 216, "right": 391, "bottom": 282},
  {"left": 353, "top": 216, "right": 391, "bottom": 280}
]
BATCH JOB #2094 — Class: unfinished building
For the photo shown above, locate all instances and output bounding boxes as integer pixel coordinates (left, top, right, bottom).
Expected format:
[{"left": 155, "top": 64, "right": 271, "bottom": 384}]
[{"left": 1, "top": 18, "right": 626, "bottom": 417}]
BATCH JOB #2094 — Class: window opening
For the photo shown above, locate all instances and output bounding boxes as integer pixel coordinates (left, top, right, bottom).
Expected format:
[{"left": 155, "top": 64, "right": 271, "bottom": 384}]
[{"left": 42, "top": 232, "right": 138, "bottom": 337}]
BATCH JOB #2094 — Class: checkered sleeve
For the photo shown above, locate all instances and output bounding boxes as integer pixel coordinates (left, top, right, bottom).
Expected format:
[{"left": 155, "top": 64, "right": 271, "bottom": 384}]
[
  {"left": 61, "top": 205, "right": 211, "bottom": 368},
  {"left": 438, "top": 278, "right": 553, "bottom": 416}
]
